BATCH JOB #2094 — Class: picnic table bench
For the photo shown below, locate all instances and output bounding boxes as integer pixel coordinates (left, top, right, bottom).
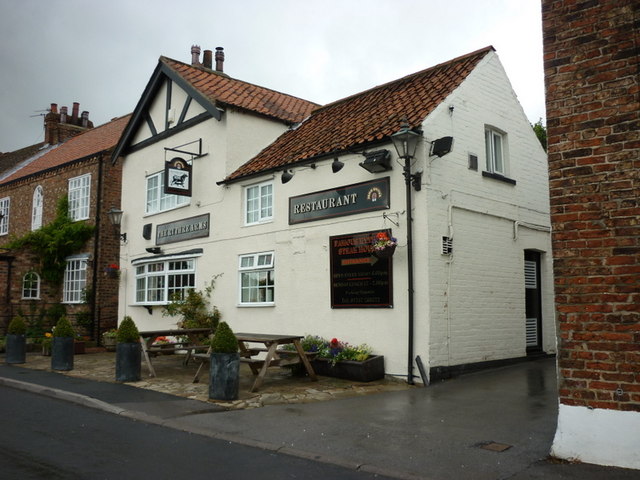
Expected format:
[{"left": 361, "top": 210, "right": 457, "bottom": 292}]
[{"left": 138, "top": 328, "right": 211, "bottom": 377}]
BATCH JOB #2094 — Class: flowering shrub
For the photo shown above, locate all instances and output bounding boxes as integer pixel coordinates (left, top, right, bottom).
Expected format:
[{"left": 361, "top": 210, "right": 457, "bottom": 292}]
[{"left": 372, "top": 231, "right": 397, "bottom": 252}]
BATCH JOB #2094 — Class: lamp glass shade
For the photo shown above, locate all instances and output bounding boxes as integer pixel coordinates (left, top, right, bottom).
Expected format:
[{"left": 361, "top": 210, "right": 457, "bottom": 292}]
[
  {"left": 107, "top": 207, "right": 123, "bottom": 226},
  {"left": 391, "top": 126, "right": 421, "bottom": 159},
  {"left": 332, "top": 158, "right": 344, "bottom": 173}
]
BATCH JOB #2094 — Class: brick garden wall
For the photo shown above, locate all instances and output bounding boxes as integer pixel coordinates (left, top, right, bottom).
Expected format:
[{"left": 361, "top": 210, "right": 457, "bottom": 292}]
[{"left": 542, "top": 0, "right": 639, "bottom": 411}]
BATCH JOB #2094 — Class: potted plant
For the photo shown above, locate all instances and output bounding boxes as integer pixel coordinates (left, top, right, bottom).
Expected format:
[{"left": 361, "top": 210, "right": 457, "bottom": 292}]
[
  {"left": 5, "top": 315, "right": 27, "bottom": 364},
  {"left": 42, "top": 332, "right": 53, "bottom": 356},
  {"left": 104, "top": 263, "right": 120, "bottom": 279},
  {"left": 51, "top": 316, "right": 75, "bottom": 371},
  {"left": 209, "top": 321, "right": 239, "bottom": 401},
  {"left": 102, "top": 329, "right": 117, "bottom": 351},
  {"left": 115, "top": 316, "right": 141, "bottom": 382},
  {"left": 372, "top": 231, "right": 397, "bottom": 258}
]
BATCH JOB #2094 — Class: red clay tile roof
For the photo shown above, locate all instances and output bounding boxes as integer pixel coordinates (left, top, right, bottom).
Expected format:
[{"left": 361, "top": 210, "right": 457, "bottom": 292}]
[
  {"left": 161, "top": 57, "right": 320, "bottom": 124},
  {"left": 0, "top": 142, "right": 48, "bottom": 177},
  {"left": 224, "top": 46, "right": 494, "bottom": 182},
  {"left": 1, "top": 114, "right": 131, "bottom": 185}
]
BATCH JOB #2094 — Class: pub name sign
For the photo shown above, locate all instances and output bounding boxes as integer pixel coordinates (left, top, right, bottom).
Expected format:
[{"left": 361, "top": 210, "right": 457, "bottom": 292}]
[
  {"left": 156, "top": 213, "right": 210, "bottom": 245},
  {"left": 289, "top": 177, "right": 390, "bottom": 225}
]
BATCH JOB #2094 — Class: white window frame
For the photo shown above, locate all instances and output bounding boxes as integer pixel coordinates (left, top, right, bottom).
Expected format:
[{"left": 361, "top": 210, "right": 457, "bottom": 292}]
[
  {"left": 0, "top": 197, "right": 9, "bottom": 235},
  {"left": 32, "top": 185, "right": 43, "bottom": 230},
  {"left": 244, "top": 180, "right": 273, "bottom": 225},
  {"left": 485, "top": 127, "right": 506, "bottom": 176},
  {"left": 238, "top": 251, "right": 275, "bottom": 306},
  {"left": 145, "top": 171, "right": 190, "bottom": 215},
  {"left": 68, "top": 174, "right": 91, "bottom": 221},
  {"left": 133, "top": 256, "right": 197, "bottom": 305},
  {"left": 62, "top": 255, "right": 89, "bottom": 304},
  {"left": 22, "top": 272, "right": 41, "bottom": 299}
]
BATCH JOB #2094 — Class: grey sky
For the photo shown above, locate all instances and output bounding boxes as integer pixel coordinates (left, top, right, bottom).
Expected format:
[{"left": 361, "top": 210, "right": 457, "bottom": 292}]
[{"left": 0, "top": 0, "right": 545, "bottom": 153}]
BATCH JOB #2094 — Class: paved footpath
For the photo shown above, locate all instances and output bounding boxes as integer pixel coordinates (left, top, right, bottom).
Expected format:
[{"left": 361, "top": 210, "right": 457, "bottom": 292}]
[{"left": 1, "top": 356, "right": 638, "bottom": 480}]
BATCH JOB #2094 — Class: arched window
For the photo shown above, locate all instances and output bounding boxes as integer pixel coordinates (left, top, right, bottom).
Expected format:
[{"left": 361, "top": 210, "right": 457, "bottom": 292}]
[
  {"left": 22, "top": 272, "right": 40, "bottom": 299},
  {"left": 32, "top": 185, "right": 43, "bottom": 230}
]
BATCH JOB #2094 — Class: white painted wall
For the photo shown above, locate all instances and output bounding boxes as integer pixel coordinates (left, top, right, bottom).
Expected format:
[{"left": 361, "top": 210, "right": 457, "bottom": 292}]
[{"left": 552, "top": 404, "right": 640, "bottom": 469}]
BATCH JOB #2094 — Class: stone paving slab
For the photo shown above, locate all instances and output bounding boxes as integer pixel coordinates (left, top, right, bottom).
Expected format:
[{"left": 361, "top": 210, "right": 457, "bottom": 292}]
[{"left": 12, "top": 350, "right": 414, "bottom": 410}]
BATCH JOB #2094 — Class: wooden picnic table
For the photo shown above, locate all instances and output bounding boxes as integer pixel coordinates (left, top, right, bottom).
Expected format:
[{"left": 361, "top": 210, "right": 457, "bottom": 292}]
[
  {"left": 235, "top": 333, "right": 318, "bottom": 392},
  {"left": 138, "top": 328, "right": 211, "bottom": 377}
]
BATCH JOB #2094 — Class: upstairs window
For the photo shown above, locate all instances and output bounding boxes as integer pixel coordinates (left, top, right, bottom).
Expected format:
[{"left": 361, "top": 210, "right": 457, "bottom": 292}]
[
  {"left": 145, "top": 171, "right": 189, "bottom": 215},
  {"left": 22, "top": 272, "right": 40, "bottom": 299},
  {"left": 485, "top": 128, "right": 506, "bottom": 176},
  {"left": 68, "top": 174, "right": 91, "bottom": 221},
  {"left": 0, "top": 197, "right": 9, "bottom": 235},
  {"left": 238, "top": 252, "right": 275, "bottom": 305},
  {"left": 32, "top": 185, "right": 43, "bottom": 230},
  {"left": 244, "top": 181, "right": 273, "bottom": 225},
  {"left": 62, "top": 256, "right": 88, "bottom": 303}
]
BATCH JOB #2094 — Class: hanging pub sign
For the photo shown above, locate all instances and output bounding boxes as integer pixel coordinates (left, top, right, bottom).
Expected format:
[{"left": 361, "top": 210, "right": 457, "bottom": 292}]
[
  {"left": 164, "top": 157, "right": 192, "bottom": 197},
  {"left": 330, "top": 229, "right": 394, "bottom": 308},
  {"left": 289, "top": 177, "right": 390, "bottom": 225}
]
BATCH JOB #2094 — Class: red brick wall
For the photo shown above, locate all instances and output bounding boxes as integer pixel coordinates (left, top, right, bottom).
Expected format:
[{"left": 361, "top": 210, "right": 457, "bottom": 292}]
[
  {"left": 0, "top": 153, "right": 122, "bottom": 339},
  {"left": 542, "top": 0, "right": 640, "bottom": 411}
]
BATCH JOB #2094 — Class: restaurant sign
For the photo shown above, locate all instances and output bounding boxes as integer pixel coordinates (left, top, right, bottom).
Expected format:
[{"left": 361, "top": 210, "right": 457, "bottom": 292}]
[
  {"left": 289, "top": 177, "right": 390, "bottom": 225},
  {"left": 330, "top": 229, "right": 393, "bottom": 308},
  {"left": 156, "top": 213, "right": 210, "bottom": 245}
]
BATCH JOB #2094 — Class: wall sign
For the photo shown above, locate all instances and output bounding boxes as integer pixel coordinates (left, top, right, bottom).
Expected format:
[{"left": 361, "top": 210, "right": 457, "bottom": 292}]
[
  {"left": 289, "top": 177, "right": 390, "bottom": 225},
  {"left": 156, "top": 213, "right": 209, "bottom": 245},
  {"left": 164, "top": 157, "right": 192, "bottom": 196},
  {"left": 330, "top": 229, "right": 393, "bottom": 308}
]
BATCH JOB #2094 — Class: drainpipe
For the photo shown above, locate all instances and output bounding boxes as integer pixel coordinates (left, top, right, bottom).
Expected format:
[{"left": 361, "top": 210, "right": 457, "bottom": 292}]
[
  {"left": 91, "top": 154, "right": 105, "bottom": 342},
  {"left": 1, "top": 255, "right": 14, "bottom": 328},
  {"left": 403, "top": 157, "right": 416, "bottom": 385}
]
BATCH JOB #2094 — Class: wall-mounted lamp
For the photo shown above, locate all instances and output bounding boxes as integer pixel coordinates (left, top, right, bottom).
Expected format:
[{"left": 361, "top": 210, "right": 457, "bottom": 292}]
[
  {"left": 145, "top": 247, "right": 163, "bottom": 254},
  {"left": 106, "top": 207, "right": 127, "bottom": 242},
  {"left": 332, "top": 158, "right": 344, "bottom": 173},
  {"left": 281, "top": 170, "right": 294, "bottom": 184},
  {"left": 359, "top": 150, "right": 392, "bottom": 173}
]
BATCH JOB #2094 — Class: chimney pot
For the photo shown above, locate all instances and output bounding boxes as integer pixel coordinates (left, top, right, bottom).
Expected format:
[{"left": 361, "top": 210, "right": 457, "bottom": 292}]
[
  {"left": 215, "top": 47, "right": 225, "bottom": 72},
  {"left": 50, "top": 103, "right": 58, "bottom": 114},
  {"left": 191, "top": 45, "right": 201, "bottom": 65},
  {"left": 81, "top": 111, "right": 89, "bottom": 127},
  {"left": 72, "top": 102, "right": 80, "bottom": 123},
  {"left": 203, "top": 49, "right": 213, "bottom": 69},
  {"left": 60, "top": 106, "right": 68, "bottom": 123}
]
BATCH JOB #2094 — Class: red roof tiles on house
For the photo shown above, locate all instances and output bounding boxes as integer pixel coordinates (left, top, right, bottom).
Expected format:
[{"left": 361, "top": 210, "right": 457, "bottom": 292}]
[
  {"left": 224, "top": 46, "right": 494, "bottom": 182},
  {"left": 1, "top": 114, "right": 131, "bottom": 185},
  {"left": 161, "top": 57, "right": 320, "bottom": 124}
]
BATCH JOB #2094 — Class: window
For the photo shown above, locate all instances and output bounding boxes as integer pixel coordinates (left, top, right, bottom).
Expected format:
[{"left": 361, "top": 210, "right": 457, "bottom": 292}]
[
  {"left": 485, "top": 128, "right": 506, "bottom": 175},
  {"left": 62, "top": 256, "right": 88, "bottom": 303},
  {"left": 145, "top": 171, "right": 189, "bottom": 215},
  {"left": 68, "top": 174, "right": 91, "bottom": 220},
  {"left": 22, "top": 272, "right": 40, "bottom": 299},
  {"left": 32, "top": 186, "right": 43, "bottom": 230},
  {"left": 0, "top": 197, "right": 9, "bottom": 235},
  {"left": 239, "top": 252, "right": 274, "bottom": 305},
  {"left": 135, "top": 258, "right": 196, "bottom": 304},
  {"left": 244, "top": 181, "right": 273, "bottom": 225}
]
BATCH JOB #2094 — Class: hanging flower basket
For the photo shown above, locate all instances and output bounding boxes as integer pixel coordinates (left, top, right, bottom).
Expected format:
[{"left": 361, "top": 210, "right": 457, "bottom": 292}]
[
  {"left": 372, "top": 231, "right": 397, "bottom": 258},
  {"left": 104, "top": 264, "right": 120, "bottom": 279}
]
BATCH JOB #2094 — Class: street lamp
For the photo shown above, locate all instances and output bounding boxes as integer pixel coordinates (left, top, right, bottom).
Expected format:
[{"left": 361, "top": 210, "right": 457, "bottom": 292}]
[
  {"left": 107, "top": 207, "right": 127, "bottom": 242},
  {"left": 390, "top": 120, "right": 423, "bottom": 385}
]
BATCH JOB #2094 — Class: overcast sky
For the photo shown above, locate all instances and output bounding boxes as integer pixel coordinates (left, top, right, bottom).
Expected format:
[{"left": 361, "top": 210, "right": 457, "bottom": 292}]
[{"left": 0, "top": 0, "right": 545, "bottom": 153}]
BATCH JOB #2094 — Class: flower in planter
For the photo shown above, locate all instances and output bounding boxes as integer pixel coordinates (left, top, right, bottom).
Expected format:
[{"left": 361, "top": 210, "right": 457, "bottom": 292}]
[
  {"left": 284, "top": 335, "right": 373, "bottom": 366},
  {"left": 372, "top": 232, "right": 397, "bottom": 251},
  {"left": 104, "top": 264, "right": 120, "bottom": 278},
  {"left": 102, "top": 329, "right": 117, "bottom": 339},
  {"left": 152, "top": 336, "right": 171, "bottom": 345}
]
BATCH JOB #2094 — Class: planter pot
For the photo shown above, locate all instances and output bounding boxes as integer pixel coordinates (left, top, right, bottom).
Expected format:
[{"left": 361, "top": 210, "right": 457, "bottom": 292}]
[
  {"left": 311, "top": 355, "right": 385, "bottom": 382},
  {"left": 209, "top": 352, "right": 240, "bottom": 401},
  {"left": 373, "top": 245, "right": 396, "bottom": 258},
  {"left": 42, "top": 344, "right": 52, "bottom": 356},
  {"left": 74, "top": 341, "right": 86, "bottom": 355},
  {"left": 5, "top": 334, "right": 26, "bottom": 364},
  {"left": 115, "top": 342, "right": 141, "bottom": 382},
  {"left": 51, "top": 337, "right": 74, "bottom": 371},
  {"left": 102, "top": 336, "right": 117, "bottom": 352}
]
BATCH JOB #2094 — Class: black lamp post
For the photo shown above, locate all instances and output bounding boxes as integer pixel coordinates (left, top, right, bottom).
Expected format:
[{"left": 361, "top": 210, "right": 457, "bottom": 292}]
[
  {"left": 107, "top": 207, "right": 126, "bottom": 242},
  {"left": 390, "top": 120, "right": 422, "bottom": 385}
]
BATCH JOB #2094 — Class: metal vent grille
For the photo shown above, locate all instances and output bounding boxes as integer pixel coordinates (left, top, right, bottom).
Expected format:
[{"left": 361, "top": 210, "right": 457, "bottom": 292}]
[
  {"left": 525, "top": 260, "right": 537, "bottom": 288},
  {"left": 442, "top": 236, "right": 453, "bottom": 255}
]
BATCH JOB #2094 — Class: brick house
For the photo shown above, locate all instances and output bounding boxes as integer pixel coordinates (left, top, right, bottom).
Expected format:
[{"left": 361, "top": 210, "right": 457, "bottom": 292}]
[
  {"left": 114, "top": 46, "right": 554, "bottom": 380},
  {"left": 543, "top": 0, "right": 640, "bottom": 469},
  {"left": 0, "top": 106, "right": 129, "bottom": 340}
]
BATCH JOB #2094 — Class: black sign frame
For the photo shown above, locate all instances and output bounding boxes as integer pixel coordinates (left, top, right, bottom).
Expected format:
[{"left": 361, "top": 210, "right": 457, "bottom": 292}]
[
  {"left": 289, "top": 177, "right": 390, "bottom": 225},
  {"left": 330, "top": 229, "right": 394, "bottom": 309},
  {"left": 164, "top": 157, "right": 192, "bottom": 197}
]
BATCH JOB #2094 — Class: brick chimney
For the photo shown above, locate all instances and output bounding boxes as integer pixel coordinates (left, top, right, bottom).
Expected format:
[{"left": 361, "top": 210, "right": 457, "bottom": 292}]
[
  {"left": 203, "top": 49, "right": 213, "bottom": 69},
  {"left": 43, "top": 102, "right": 94, "bottom": 145},
  {"left": 215, "top": 47, "right": 224, "bottom": 72},
  {"left": 191, "top": 45, "right": 201, "bottom": 65}
]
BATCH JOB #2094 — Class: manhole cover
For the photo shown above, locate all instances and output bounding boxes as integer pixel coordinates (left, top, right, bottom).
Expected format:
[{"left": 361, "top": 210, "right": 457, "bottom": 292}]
[{"left": 479, "top": 442, "right": 512, "bottom": 452}]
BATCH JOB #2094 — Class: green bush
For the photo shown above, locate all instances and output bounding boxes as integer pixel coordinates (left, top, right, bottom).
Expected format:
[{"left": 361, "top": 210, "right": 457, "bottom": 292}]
[
  {"left": 210, "top": 321, "right": 238, "bottom": 354},
  {"left": 116, "top": 316, "right": 140, "bottom": 343},
  {"left": 8, "top": 315, "right": 27, "bottom": 335},
  {"left": 53, "top": 316, "right": 75, "bottom": 338}
]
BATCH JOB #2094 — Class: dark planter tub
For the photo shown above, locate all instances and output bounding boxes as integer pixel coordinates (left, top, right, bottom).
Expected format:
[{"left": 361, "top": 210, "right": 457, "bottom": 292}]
[
  {"left": 311, "top": 355, "right": 385, "bottom": 382},
  {"left": 209, "top": 352, "right": 240, "bottom": 401},
  {"left": 116, "top": 342, "right": 141, "bottom": 382},
  {"left": 51, "top": 337, "right": 74, "bottom": 371},
  {"left": 5, "top": 334, "right": 26, "bottom": 364}
]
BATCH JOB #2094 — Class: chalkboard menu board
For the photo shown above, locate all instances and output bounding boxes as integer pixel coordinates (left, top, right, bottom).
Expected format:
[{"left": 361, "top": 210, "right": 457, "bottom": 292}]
[{"left": 330, "top": 230, "right": 393, "bottom": 308}]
